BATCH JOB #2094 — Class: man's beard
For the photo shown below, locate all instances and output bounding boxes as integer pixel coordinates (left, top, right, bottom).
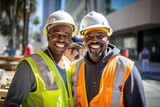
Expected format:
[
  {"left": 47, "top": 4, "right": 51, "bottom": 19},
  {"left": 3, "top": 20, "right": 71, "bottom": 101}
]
[{"left": 89, "top": 48, "right": 103, "bottom": 58}]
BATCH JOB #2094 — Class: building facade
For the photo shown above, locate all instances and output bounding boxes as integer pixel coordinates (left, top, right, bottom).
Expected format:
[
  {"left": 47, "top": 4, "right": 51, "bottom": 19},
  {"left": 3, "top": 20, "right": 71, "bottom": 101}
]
[
  {"left": 107, "top": 0, "right": 160, "bottom": 62},
  {"left": 65, "top": 0, "right": 107, "bottom": 27}
]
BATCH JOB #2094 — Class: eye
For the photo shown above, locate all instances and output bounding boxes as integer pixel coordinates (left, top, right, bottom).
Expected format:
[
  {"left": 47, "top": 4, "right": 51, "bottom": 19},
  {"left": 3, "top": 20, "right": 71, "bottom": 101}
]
[
  {"left": 97, "top": 35, "right": 106, "bottom": 39},
  {"left": 85, "top": 34, "right": 93, "bottom": 40},
  {"left": 53, "top": 34, "right": 59, "bottom": 37},
  {"left": 49, "top": 32, "right": 59, "bottom": 38},
  {"left": 49, "top": 33, "right": 71, "bottom": 40},
  {"left": 64, "top": 35, "right": 71, "bottom": 39}
]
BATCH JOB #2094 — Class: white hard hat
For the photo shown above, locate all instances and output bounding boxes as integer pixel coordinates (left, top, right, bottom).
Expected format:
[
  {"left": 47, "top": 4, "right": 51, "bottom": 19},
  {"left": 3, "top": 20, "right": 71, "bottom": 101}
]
[
  {"left": 79, "top": 11, "right": 113, "bottom": 37},
  {"left": 43, "top": 10, "right": 78, "bottom": 37}
]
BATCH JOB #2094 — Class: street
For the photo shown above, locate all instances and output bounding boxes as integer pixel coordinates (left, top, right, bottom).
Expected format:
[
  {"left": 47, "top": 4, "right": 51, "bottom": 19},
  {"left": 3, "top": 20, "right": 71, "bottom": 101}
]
[
  {"left": 142, "top": 73, "right": 160, "bottom": 107},
  {"left": 135, "top": 62, "right": 160, "bottom": 107}
]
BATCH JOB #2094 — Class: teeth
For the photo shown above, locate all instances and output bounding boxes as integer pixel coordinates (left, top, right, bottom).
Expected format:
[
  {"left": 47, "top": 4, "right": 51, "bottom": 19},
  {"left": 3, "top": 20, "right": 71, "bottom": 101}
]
[
  {"left": 56, "top": 43, "right": 64, "bottom": 48},
  {"left": 90, "top": 45, "right": 100, "bottom": 49}
]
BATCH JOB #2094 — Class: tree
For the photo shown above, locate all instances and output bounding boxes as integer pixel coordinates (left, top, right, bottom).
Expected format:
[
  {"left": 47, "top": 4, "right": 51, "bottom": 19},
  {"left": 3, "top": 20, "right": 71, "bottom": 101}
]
[
  {"left": 0, "top": 0, "right": 18, "bottom": 49},
  {"left": 0, "top": 0, "right": 36, "bottom": 51},
  {"left": 33, "top": 16, "right": 40, "bottom": 25},
  {"left": 33, "top": 16, "right": 41, "bottom": 41}
]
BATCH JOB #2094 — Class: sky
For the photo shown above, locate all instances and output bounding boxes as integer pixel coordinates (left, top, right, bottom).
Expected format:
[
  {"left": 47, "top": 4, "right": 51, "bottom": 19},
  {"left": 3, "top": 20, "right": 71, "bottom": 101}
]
[
  {"left": 111, "top": 0, "right": 136, "bottom": 10},
  {"left": 29, "top": 0, "right": 43, "bottom": 32},
  {"left": 35, "top": 0, "right": 43, "bottom": 25}
]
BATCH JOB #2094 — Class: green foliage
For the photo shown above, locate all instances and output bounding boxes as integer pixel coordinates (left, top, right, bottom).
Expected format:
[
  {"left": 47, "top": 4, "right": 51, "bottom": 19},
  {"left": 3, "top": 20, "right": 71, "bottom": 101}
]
[
  {"left": 0, "top": 0, "right": 36, "bottom": 36},
  {"left": 33, "top": 17, "right": 40, "bottom": 25},
  {"left": 0, "top": 0, "right": 37, "bottom": 49}
]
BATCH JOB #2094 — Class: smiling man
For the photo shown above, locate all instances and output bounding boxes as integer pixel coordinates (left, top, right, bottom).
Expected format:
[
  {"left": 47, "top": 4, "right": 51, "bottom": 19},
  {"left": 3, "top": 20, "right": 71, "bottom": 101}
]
[
  {"left": 4, "top": 10, "right": 77, "bottom": 107},
  {"left": 70, "top": 11, "right": 146, "bottom": 107}
]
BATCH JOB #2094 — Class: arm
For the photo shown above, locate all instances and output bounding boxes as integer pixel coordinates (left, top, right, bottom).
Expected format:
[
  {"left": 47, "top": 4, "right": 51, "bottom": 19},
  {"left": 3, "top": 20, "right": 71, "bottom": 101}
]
[
  {"left": 4, "top": 60, "right": 36, "bottom": 107},
  {"left": 123, "top": 66, "right": 146, "bottom": 107}
]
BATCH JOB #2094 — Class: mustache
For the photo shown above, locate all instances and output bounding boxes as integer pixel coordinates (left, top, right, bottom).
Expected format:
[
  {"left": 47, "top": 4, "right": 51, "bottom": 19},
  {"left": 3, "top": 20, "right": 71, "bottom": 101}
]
[{"left": 89, "top": 42, "right": 101, "bottom": 45}]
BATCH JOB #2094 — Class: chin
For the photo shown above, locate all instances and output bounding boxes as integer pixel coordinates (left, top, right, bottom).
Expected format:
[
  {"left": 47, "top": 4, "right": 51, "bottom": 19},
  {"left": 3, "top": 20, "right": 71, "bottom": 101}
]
[{"left": 90, "top": 52, "right": 102, "bottom": 58}]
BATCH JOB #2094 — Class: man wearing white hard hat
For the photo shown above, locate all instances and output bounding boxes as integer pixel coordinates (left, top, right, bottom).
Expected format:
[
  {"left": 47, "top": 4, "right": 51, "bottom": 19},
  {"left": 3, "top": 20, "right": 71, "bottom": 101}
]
[
  {"left": 4, "top": 10, "right": 77, "bottom": 107},
  {"left": 69, "top": 11, "right": 146, "bottom": 107}
]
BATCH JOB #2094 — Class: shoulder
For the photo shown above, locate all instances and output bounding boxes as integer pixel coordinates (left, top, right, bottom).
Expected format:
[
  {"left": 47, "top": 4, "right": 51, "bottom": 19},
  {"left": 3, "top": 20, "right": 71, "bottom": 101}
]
[
  {"left": 16, "top": 60, "right": 34, "bottom": 79},
  {"left": 69, "top": 58, "right": 84, "bottom": 74},
  {"left": 117, "top": 55, "right": 134, "bottom": 66}
]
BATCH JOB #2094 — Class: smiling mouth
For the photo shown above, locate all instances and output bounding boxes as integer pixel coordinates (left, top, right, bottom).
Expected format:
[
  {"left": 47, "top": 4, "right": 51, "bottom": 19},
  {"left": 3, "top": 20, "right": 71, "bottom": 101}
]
[
  {"left": 90, "top": 44, "right": 101, "bottom": 49},
  {"left": 56, "top": 43, "right": 65, "bottom": 48}
]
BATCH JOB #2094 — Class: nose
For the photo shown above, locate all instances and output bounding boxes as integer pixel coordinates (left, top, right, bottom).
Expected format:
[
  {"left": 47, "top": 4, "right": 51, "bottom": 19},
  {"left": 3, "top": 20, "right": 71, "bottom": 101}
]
[
  {"left": 58, "top": 35, "right": 65, "bottom": 41},
  {"left": 91, "top": 35, "right": 98, "bottom": 42}
]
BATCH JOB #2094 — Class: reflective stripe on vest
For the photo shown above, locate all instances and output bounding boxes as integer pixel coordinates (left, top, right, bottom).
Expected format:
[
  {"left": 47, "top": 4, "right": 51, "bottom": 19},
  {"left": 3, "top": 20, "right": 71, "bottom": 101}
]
[
  {"left": 21, "top": 51, "right": 74, "bottom": 107},
  {"left": 72, "top": 55, "right": 134, "bottom": 107}
]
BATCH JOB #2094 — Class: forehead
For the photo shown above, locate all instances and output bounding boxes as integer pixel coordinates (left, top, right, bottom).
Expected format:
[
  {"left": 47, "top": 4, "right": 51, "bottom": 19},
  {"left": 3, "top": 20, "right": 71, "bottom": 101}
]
[{"left": 49, "top": 25, "right": 72, "bottom": 33}]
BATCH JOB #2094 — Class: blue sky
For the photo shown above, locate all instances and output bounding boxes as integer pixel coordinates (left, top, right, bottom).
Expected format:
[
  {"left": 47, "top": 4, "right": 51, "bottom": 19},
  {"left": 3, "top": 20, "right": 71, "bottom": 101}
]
[
  {"left": 35, "top": 0, "right": 43, "bottom": 24},
  {"left": 111, "top": 0, "right": 136, "bottom": 10}
]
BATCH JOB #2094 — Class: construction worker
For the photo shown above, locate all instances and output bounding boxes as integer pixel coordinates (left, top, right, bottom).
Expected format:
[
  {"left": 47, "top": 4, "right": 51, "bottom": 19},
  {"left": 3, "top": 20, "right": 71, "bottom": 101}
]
[
  {"left": 64, "top": 35, "right": 85, "bottom": 64},
  {"left": 64, "top": 42, "right": 82, "bottom": 63},
  {"left": 70, "top": 11, "right": 146, "bottom": 107},
  {"left": 121, "top": 48, "right": 129, "bottom": 58},
  {"left": 4, "top": 10, "right": 77, "bottom": 107},
  {"left": 72, "top": 35, "right": 86, "bottom": 57},
  {"left": 140, "top": 47, "right": 150, "bottom": 72},
  {"left": 23, "top": 43, "right": 34, "bottom": 55}
]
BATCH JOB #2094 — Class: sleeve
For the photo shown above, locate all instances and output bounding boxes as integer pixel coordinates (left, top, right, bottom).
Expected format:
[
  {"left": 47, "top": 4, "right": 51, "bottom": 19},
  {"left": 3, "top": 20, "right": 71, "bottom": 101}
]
[
  {"left": 123, "top": 66, "right": 146, "bottom": 107},
  {"left": 4, "top": 60, "right": 36, "bottom": 107}
]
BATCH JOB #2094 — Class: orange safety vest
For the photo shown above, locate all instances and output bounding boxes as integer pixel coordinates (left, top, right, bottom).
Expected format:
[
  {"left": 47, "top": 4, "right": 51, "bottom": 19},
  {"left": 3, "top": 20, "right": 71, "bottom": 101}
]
[{"left": 71, "top": 55, "right": 134, "bottom": 107}]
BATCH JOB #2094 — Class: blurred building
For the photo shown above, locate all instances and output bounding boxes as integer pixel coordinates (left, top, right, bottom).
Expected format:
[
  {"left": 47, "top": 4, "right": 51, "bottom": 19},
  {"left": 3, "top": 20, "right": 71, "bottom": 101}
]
[
  {"left": 65, "top": 0, "right": 107, "bottom": 26},
  {"left": 42, "top": 0, "right": 66, "bottom": 28},
  {"left": 107, "top": 0, "right": 160, "bottom": 62}
]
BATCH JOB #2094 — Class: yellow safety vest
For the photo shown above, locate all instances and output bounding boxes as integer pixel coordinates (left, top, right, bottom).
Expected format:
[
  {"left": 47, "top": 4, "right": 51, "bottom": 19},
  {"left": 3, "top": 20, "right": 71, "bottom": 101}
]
[
  {"left": 21, "top": 51, "right": 74, "bottom": 107},
  {"left": 70, "top": 55, "right": 134, "bottom": 107}
]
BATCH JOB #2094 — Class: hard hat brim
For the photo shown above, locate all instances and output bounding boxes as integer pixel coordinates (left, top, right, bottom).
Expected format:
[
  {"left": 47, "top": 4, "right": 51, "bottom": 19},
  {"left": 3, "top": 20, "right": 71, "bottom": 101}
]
[
  {"left": 43, "top": 22, "right": 78, "bottom": 37},
  {"left": 78, "top": 25, "right": 113, "bottom": 38}
]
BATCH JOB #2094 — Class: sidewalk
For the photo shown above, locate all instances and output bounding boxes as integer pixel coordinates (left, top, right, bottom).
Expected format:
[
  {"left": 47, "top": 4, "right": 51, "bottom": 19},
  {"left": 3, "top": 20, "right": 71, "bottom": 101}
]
[
  {"left": 135, "top": 61, "right": 160, "bottom": 73},
  {"left": 135, "top": 61, "right": 160, "bottom": 82}
]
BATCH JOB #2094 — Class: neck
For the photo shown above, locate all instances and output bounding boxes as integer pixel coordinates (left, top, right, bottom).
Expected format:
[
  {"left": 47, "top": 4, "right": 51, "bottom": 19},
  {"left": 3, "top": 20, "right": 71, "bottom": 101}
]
[
  {"left": 88, "top": 52, "right": 103, "bottom": 64},
  {"left": 47, "top": 48, "right": 65, "bottom": 69},
  {"left": 47, "top": 48, "right": 62, "bottom": 62},
  {"left": 90, "top": 56, "right": 101, "bottom": 64},
  {"left": 53, "top": 55, "right": 62, "bottom": 63}
]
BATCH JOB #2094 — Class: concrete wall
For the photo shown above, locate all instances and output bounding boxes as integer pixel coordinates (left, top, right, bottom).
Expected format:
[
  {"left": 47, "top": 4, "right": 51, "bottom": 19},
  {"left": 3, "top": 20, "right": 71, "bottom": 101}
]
[{"left": 107, "top": 0, "right": 160, "bottom": 33}]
